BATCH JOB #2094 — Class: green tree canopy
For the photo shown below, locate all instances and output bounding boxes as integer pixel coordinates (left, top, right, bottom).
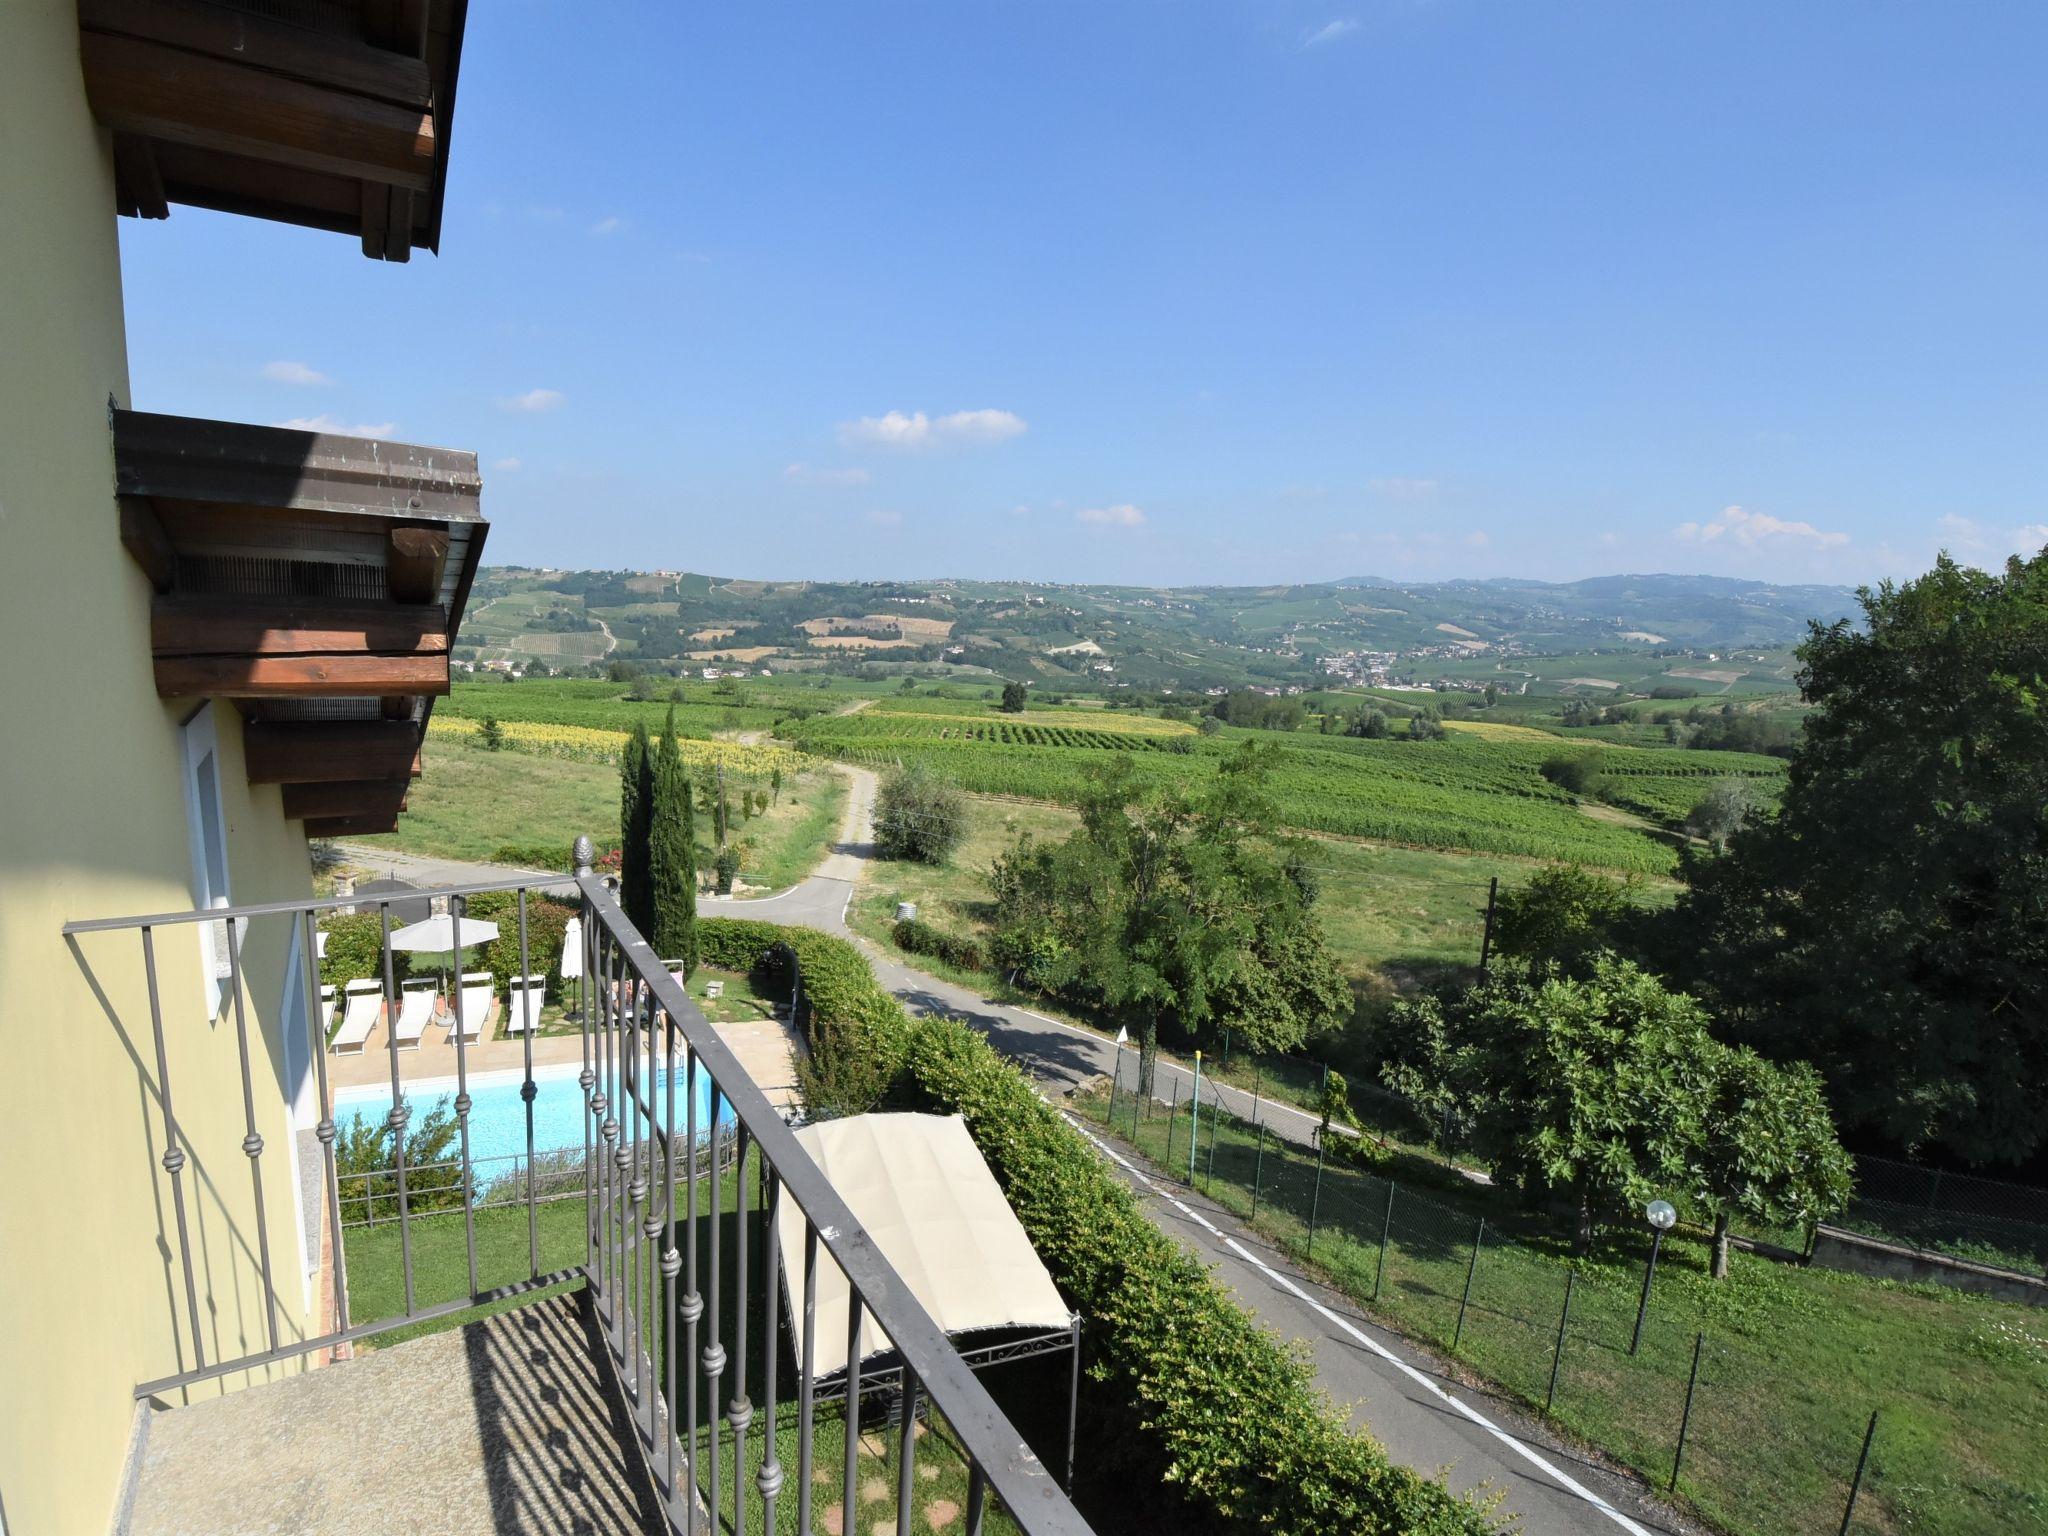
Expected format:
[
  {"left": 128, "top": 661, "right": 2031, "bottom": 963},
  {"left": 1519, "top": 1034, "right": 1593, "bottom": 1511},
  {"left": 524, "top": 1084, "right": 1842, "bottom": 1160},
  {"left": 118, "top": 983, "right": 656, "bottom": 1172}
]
[
  {"left": 1000, "top": 680, "right": 1028, "bottom": 712},
  {"left": 1682, "top": 1044, "right": 1853, "bottom": 1276},
  {"left": 1380, "top": 958, "right": 1713, "bottom": 1249},
  {"left": 989, "top": 746, "right": 1351, "bottom": 1084},
  {"left": 648, "top": 708, "right": 698, "bottom": 973},
  {"left": 619, "top": 720, "right": 653, "bottom": 938},
  {"left": 1667, "top": 551, "right": 2048, "bottom": 1164},
  {"left": 872, "top": 759, "right": 968, "bottom": 864},
  {"left": 1491, "top": 864, "right": 1639, "bottom": 978}
]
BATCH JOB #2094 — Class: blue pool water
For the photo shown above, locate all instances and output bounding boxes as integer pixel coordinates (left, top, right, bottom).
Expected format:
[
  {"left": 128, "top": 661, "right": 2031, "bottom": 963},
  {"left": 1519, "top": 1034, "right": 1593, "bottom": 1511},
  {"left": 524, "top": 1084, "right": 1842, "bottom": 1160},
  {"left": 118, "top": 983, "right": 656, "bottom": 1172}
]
[{"left": 333, "top": 1060, "right": 728, "bottom": 1172}]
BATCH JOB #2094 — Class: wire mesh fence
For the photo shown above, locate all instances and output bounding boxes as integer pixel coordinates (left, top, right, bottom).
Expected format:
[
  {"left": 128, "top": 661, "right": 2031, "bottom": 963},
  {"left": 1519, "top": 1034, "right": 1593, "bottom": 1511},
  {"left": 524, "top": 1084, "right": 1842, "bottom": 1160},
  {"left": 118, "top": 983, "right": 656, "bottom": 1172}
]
[
  {"left": 1094, "top": 1054, "right": 2043, "bottom": 1536},
  {"left": 1837, "top": 1156, "right": 2048, "bottom": 1279}
]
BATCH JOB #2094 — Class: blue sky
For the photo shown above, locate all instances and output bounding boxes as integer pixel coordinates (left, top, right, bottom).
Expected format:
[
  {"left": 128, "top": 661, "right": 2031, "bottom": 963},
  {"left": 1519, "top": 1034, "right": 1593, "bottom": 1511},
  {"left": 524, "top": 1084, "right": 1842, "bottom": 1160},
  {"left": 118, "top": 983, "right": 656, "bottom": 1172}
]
[{"left": 119, "top": 2, "right": 2046, "bottom": 588}]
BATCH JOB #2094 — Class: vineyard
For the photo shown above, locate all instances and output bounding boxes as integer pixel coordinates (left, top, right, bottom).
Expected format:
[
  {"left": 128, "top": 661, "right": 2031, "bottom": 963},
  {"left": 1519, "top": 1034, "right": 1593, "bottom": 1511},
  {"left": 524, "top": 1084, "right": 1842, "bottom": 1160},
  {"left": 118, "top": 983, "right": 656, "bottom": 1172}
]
[
  {"left": 780, "top": 709, "right": 1784, "bottom": 872},
  {"left": 436, "top": 677, "right": 820, "bottom": 738},
  {"left": 427, "top": 715, "right": 804, "bottom": 777}
]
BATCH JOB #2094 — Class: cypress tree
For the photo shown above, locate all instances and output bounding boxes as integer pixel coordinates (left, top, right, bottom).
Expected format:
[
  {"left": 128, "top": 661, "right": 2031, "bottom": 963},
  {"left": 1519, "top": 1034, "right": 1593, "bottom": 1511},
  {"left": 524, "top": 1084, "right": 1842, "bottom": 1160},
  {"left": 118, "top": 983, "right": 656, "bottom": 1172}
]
[
  {"left": 620, "top": 720, "right": 653, "bottom": 935},
  {"left": 648, "top": 708, "right": 699, "bottom": 975}
]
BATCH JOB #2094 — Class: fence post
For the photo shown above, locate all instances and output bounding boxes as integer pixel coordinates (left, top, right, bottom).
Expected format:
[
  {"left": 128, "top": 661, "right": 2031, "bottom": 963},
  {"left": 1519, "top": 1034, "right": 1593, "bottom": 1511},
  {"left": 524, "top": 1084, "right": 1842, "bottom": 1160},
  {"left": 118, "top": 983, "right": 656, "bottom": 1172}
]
[
  {"left": 1839, "top": 1410, "right": 1878, "bottom": 1535},
  {"left": 1478, "top": 875, "right": 1499, "bottom": 976},
  {"left": 1205, "top": 1097, "right": 1221, "bottom": 1190},
  {"left": 1164, "top": 1078, "right": 1181, "bottom": 1169},
  {"left": 1307, "top": 1140, "right": 1327, "bottom": 1262},
  {"left": 1374, "top": 1181, "right": 1396, "bottom": 1303},
  {"left": 1452, "top": 1218, "right": 1484, "bottom": 1351},
  {"left": 1251, "top": 1062, "right": 1264, "bottom": 1129},
  {"left": 1669, "top": 1332, "right": 1704, "bottom": 1493},
  {"left": 1251, "top": 1122, "right": 1268, "bottom": 1217},
  {"left": 1545, "top": 1270, "right": 1575, "bottom": 1415}
]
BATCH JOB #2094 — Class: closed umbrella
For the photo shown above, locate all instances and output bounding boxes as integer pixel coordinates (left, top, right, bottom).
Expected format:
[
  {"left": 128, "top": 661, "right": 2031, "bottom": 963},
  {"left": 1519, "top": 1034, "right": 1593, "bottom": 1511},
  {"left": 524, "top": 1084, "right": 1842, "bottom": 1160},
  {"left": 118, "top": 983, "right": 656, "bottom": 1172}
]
[{"left": 559, "top": 915, "right": 584, "bottom": 980}]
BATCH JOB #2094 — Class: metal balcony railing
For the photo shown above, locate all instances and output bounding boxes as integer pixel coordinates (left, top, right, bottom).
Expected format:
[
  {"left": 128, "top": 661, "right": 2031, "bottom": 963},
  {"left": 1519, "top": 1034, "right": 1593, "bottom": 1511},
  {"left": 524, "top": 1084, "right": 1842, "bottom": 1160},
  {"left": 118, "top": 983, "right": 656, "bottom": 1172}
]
[{"left": 64, "top": 837, "right": 1092, "bottom": 1536}]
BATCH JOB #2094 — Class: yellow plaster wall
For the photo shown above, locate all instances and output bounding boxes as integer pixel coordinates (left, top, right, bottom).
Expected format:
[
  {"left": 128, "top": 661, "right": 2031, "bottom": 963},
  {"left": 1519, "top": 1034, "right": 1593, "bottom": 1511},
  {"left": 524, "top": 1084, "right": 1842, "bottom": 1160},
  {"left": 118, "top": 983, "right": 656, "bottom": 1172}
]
[{"left": 0, "top": 7, "right": 326, "bottom": 1530}]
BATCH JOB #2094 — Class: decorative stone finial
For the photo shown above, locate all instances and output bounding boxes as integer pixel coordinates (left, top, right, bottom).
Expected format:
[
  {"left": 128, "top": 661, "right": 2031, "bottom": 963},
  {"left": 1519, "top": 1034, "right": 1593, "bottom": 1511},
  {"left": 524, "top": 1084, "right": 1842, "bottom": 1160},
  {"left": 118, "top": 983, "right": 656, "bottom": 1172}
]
[{"left": 572, "top": 834, "right": 595, "bottom": 875}]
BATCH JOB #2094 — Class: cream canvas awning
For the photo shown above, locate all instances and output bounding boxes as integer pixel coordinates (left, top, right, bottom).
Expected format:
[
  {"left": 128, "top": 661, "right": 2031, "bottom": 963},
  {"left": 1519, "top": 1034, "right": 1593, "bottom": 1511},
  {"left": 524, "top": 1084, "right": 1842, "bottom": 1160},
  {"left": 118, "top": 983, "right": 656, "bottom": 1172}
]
[{"left": 776, "top": 1113, "right": 1070, "bottom": 1380}]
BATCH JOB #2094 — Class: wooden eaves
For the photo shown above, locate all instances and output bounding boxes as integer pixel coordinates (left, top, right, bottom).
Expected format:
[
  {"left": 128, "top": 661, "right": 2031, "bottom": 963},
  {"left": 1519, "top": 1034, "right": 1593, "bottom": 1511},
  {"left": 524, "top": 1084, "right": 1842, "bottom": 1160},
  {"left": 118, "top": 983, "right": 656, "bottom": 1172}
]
[{"left": 114, "top": 409, "right": 486, "bottom": 834}]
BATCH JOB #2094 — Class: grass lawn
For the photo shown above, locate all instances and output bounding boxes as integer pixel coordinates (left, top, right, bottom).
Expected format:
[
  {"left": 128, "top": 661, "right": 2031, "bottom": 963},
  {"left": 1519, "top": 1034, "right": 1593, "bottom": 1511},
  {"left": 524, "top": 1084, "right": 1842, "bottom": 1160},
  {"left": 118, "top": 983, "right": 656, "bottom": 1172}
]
[
  {"left": 1079, "top": 1086, "right": 2048, "bottom": 1536},
  {"left": 346, "top": 743, "right": 845, "bottom": 889}
]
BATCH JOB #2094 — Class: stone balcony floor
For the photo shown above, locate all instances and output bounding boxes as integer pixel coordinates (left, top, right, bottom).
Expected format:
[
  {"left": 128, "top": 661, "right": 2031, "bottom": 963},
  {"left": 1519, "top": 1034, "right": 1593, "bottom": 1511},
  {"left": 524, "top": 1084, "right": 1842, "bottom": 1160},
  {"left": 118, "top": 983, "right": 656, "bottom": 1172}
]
[{"left": 127, "top": 1292, "right": 666, "bottom": 1535}]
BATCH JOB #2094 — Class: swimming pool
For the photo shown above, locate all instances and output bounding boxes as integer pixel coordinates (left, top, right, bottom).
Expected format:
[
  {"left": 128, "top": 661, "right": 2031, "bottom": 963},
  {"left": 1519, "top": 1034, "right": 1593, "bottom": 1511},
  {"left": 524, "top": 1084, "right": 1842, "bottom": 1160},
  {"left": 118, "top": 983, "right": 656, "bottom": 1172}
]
[{"left": 332, "top": 1059, "right": 728, "bottom": 1171}]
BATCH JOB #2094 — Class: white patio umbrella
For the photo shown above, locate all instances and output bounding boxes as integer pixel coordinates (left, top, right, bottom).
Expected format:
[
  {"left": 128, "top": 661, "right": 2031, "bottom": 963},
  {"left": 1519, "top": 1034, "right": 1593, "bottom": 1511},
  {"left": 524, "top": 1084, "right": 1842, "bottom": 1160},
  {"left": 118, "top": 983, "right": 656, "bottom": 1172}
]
[
  {"left": 386, "top": 913, "right": 500, "bottom": 994},
  {"left": 559, "top": 915, "right": 584, "bottom": 980}
]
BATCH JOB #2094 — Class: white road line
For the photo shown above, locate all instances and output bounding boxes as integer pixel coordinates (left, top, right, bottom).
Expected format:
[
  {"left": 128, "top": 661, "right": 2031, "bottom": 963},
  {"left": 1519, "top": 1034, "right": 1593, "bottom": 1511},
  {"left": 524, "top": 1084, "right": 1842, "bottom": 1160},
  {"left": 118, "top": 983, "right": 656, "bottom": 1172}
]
[{"left": 1065, "top": 1115, "right": 1656, "bottom": 1536}]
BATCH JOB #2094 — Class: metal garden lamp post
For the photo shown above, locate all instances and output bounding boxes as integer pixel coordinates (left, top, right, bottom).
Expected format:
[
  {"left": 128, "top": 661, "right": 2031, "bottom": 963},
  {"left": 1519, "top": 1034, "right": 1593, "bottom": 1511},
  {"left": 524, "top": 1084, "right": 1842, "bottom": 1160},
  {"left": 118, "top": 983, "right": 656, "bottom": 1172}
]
[{"left": 1629, "top": 1199, "right": 1678, "bottom": 1356}]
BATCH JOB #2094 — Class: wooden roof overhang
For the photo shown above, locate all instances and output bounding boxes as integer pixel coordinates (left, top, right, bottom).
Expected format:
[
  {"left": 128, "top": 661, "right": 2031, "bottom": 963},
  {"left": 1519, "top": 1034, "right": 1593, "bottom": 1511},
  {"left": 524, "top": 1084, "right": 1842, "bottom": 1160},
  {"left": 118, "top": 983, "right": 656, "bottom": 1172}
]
[
  {"left": 114, "top": 409, "right": 487, "bottom": 835},
  {"left": 78, "top": 0, "right": 470, "bottom": 261}
]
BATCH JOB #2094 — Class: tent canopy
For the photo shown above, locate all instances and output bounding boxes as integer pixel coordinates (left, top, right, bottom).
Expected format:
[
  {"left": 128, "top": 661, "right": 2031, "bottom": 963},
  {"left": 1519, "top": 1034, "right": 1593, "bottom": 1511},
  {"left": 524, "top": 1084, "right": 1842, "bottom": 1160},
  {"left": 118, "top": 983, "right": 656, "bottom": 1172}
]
[{"left": 776, "top": 1113, "right": 1069, "bottom": 1380}]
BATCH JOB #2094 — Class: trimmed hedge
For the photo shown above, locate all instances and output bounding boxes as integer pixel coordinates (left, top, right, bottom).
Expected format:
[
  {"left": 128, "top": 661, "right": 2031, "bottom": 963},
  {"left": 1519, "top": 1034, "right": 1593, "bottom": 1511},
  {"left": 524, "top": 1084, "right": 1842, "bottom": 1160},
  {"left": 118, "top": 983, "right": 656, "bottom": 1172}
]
[
  {"left": 901, "top": 1017, "right": 1498, "bottom": 1536},
  {"left": 463, "top": 890, "right": 578, "bottom": 1003},
  {"left": 696, "top": 918, "right": 912, "bottom": 1116},
  {"left": 891, "top": 916, "right": 985, "bottom": 972},
  {"left": 318, "top": 912, "right": 408, "bottom": 991}
]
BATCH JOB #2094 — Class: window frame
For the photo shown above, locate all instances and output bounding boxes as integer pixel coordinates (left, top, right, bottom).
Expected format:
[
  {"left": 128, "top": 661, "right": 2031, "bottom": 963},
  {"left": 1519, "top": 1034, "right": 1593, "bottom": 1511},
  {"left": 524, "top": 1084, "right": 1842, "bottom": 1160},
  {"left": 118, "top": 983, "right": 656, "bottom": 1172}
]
[{"left": 179, "top": 703, "right": 234, "bottom": 1017}]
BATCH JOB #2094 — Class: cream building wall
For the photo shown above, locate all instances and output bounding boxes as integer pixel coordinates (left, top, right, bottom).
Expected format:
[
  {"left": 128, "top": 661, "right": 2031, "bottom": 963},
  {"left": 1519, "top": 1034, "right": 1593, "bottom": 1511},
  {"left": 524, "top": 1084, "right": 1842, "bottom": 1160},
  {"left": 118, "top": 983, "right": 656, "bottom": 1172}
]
[{"left": 0, "top": 7, "right": 328, "bottom": 1531}]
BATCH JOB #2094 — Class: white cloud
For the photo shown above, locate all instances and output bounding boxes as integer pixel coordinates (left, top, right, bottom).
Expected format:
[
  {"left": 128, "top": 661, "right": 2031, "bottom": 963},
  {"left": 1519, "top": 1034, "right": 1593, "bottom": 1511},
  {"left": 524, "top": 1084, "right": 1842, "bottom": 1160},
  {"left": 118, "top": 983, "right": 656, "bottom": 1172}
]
[
  {"left": 1674, "top": 504, "right": 1848, "bottom": 550},
  {"left": 1077, "top": 504, "right": 1147, "bottom": 527},
  {"left": 1303, "top": 18, "right": 1359, "bottom": 47},
  {"left": 1369, "top": 476, "right": 1439, "bottom": 501},
  {"left": 866, "top": 509, "right": 904, "bottom": 529},
  {"left": 590, "top": 216, "right": 624, "bottom": 236},
  {"left": 262, "top": 360, "right": 330, "bottom": 386},
  {"left": 838, "top": 408, "right": 1027, "bottom": 450},
  {"left": 274, "top": 413, "right": 396, "bottom": 438},
  {"left": 500, "top": 387, "right": 565, "bottom": 413},
  {"left": 1936, "top": 513, "right": 2048, "bottom": 564},
  {"left": 784, "top": 462, "right": 872, "bottom": 487},
  {"left": 493, "top": 457, "right": 523, "bottom": 472}
]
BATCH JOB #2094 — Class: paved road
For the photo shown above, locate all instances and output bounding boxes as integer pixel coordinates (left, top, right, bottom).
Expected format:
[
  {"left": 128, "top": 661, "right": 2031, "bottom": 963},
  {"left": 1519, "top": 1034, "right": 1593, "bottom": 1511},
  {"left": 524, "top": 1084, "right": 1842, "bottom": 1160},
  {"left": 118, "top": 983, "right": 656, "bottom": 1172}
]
[{"left": 348, "top": 776, "right": 1688, "bottom": 1535}]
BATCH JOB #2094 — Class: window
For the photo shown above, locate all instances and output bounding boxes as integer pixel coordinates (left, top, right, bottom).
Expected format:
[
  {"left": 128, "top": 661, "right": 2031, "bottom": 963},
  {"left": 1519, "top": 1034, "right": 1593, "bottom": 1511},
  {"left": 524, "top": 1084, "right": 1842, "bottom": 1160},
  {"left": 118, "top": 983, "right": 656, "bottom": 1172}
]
[{"left": 180, "top": 704, "right": 233, "bottom": 1014}]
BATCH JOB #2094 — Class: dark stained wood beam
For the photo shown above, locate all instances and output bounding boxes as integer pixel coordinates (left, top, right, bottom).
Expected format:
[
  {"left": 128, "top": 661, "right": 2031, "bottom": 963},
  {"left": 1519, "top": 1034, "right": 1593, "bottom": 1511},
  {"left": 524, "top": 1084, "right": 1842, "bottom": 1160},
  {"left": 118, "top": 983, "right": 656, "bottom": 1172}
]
[
  {"left": 151, "top": 596, "right": 448, "bottom": 657},
  {"left": 155, "top": 652, "right": 448, "bottom": 699},
  {"left": 79, "top": 0, "right": 433, "bottom": 110},
  {"left": 387, "top": 525, "right": 449, "bottom": 603},
  {"left": 281, "top": 779, "right": 410, "bottom": 821},
  {"left": 111, "top": 133, "right": 168, "bottom": 219},
  {"left": 79, "top": 31, "right": 436, "bottom": 194},
  {"left": 304, "top": 813, "right": 401, "bottom": 839},
  {"left": 118, "top": 496, "right": 177, "bottom": 591},
  {"left": 245, "top": 721, "right": 421, "bottom": 785}
]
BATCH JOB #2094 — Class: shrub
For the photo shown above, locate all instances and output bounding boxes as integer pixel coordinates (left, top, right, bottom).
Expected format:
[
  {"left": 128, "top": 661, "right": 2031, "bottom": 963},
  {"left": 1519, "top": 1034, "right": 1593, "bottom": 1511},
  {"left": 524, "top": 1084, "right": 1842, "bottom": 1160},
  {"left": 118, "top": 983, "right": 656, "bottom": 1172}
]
[
  {"left": 695, "top": 919, "right": 911, "bottom": 1109},
  {"left": 478, "top": 716, "right": 505, "bottom": 750},
  {"left": 462, "top": 890, "right": 578, "bottom": 1002},
  {"left": 319, "top": 911, "right": 408, "bottom": 990},
  {"left": 872, "top": 760, "right": 967, "bottom": 864},
  {"left": 891, "top": 916, "right": 985, "bottom": 972},
  {"left": 900, "top": 1018, "right": 1495, "bottom": 1536},
  {"left": 1538, "top": 751, "right": 1604, "bottom": 797}
]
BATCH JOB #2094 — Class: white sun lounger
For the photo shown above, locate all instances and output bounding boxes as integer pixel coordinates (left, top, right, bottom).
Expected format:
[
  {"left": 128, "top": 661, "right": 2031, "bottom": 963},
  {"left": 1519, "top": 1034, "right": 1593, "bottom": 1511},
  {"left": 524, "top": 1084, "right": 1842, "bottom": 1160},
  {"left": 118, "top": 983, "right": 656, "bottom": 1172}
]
[
  {"left": 393, "top": 980, "right": 438, "bottom": 1049},
  {"left": 448, "top": 971, "right": 494, "bottom": 1042},
  {"left": 329, "top": 979, "right": 383, "bottom": 1055},
  {"left": 504, "top": 974, "right": 547, "bottom": 1036},
  {"left": 318, "top": 983, "right": 338, "bottom": 1029}
]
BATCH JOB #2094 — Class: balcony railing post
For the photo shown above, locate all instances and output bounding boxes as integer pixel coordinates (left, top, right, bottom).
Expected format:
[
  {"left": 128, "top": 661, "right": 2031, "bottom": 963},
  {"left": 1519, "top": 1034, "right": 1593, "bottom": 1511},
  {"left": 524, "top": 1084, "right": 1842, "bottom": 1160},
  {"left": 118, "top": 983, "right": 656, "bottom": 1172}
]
[
  {"left": 626, "top": 966, "right": 647, "bottom": 1426},
  {"left": 797, "top": 1226, "right": 819, "bottom": 1535},
  {"left": 704, "top": 1092, "right": 729, "bottom": 1529},
  {"left": 661, "top": 1004, "right": 683, "bottom": 1501},
  {"left": 301, "top": 908, "right": 350, "bottom": 1339},
  {"left": 223, "top": 914, "right": 283, "bottom": 1356},
  {"left": 451, "top": 893, "right": 479, "bottom": 1298},
  {"left": 681, "top": 1013, "right": 703, "bottom": 1528},
  {"left": 379, "top": 901, "right": 417, "bottom": 1316},
  {"left": 756, "top": 1171, "right": 785, "bottom": 1533},
  {"left": 140, "top": 925, "right": 207, "bottom": 1374},
  {"left": 517, "top": 887, "right": 539, "bottom": 1279},
  {"left": 730, "top": 1122, "right": 753, "bottom": 1536},
  {"left": 843, "top": 1298, "right": 863, "bottom": 1536},
  {"left": 895, "top": 1367, "right": 922, "bottom": 1536}
]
